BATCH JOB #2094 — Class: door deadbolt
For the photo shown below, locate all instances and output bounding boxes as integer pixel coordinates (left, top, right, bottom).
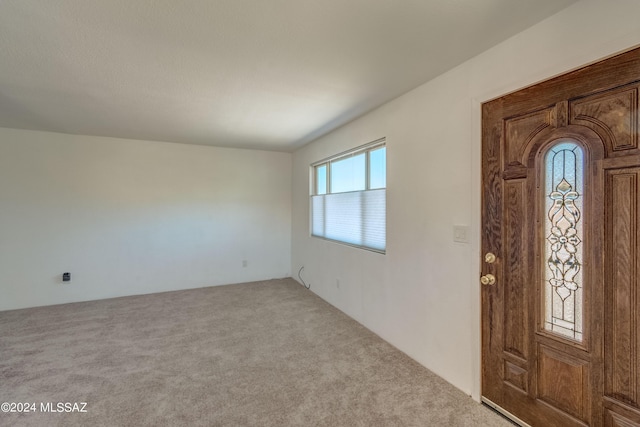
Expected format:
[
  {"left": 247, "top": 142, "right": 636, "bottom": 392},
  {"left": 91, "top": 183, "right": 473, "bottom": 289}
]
[
  {"left": 484, "top": 252, "right": 497, "bottom": 264},
  {"left": 480, "top": 274, "right": 496, "bottom": 286}
]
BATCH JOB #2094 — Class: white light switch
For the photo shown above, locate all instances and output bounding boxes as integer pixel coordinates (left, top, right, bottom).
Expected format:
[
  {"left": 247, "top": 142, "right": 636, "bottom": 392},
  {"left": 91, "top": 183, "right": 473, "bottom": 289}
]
[{"left": 453, "top": 225, "right": 469, "bottom": 243}]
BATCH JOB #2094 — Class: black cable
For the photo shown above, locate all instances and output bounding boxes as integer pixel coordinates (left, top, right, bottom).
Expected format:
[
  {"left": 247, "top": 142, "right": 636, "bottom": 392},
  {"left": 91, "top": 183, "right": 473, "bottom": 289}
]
[{"left": 298, "top": 266, "right": 311, "bottom": 289}]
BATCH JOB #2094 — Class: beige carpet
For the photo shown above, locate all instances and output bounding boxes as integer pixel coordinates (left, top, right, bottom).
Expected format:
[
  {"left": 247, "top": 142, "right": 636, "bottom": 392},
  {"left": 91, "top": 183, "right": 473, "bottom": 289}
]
[{"left": 0, "top": 278, "right": 512, "bottom": 426}]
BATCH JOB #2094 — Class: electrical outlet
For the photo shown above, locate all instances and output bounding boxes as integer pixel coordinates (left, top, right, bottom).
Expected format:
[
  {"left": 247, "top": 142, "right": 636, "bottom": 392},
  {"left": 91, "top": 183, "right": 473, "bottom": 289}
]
[
  {"left": 242, "top": 260, "right": 248, "bottom": 267},
  {"left": 336, "top": 279, "right": 340, "bottom": 289}
]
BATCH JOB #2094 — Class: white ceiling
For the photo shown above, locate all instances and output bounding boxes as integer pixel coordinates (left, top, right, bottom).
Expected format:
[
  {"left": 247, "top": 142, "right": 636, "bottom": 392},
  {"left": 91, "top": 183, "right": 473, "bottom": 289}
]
[{"left": 0, "top": 0, "right": 577, "bottom": 152}]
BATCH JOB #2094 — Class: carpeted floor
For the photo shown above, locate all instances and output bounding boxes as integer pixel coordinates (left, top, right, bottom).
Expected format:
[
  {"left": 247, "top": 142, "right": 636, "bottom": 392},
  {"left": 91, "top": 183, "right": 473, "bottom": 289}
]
[{"left": 0, "top": 278, "right": 512, "bottom": 426}]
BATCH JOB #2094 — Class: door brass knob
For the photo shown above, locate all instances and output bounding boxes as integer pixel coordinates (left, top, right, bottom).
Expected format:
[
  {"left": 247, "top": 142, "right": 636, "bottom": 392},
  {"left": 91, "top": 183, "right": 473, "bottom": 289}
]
[
  {"left": 480, "top": 274, "right": 496, "bottom": 286},
  {"left": 484, "top": 252, "right": 497, "bottom": 264}
]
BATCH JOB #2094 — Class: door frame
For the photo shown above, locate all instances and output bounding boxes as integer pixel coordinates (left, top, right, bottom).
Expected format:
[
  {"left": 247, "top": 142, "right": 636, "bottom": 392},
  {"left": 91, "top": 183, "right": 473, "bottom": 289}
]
[{"left": 470, "top": 45, "right": 640, "bottom": 403}]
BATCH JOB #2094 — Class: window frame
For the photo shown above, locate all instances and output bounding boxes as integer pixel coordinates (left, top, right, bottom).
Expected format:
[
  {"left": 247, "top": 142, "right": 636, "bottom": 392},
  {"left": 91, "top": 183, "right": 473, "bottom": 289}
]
[{"left": 310, "top": 138, "right": 386, "bottom": 253}]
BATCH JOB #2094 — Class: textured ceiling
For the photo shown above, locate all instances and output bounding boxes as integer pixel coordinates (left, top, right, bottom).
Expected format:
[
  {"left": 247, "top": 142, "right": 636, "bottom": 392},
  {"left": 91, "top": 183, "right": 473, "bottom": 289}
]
[{"left": 0, "top": 0, "right": 577, "bottom": 152}]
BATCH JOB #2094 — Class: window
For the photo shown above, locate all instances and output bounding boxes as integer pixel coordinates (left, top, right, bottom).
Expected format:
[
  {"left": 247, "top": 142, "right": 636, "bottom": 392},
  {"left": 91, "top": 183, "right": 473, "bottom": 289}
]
[{"left": 311, "top": 139, "right": 386, "bottom": 253}]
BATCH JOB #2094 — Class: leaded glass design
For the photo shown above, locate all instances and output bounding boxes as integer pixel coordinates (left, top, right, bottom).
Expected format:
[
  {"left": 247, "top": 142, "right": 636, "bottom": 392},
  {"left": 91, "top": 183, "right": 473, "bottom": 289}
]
[{"left": 543, "top": 141, "right": 584, "bottom": 341}]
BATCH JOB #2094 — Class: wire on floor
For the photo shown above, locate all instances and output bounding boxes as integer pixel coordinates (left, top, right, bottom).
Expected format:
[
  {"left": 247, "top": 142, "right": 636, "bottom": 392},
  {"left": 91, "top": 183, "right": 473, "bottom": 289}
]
[{"left": 298, "top": 266, "right": 311, "bottom": 290}]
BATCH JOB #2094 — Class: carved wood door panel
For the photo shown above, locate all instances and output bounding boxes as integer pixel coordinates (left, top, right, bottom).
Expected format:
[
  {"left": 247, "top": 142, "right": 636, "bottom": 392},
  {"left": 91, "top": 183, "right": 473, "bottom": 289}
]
[{"left": 482, "top": 48, "right": 640, "bottom": 427}]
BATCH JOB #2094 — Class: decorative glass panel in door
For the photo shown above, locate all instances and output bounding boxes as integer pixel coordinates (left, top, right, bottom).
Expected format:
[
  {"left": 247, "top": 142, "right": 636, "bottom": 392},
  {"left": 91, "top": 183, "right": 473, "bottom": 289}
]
[{"left": 543, "top": 141, "right": 584, "bottom": 341}]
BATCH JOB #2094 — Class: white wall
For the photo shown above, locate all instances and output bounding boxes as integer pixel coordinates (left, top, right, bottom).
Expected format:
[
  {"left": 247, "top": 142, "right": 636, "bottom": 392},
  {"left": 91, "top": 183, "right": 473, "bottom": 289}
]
[
  {"left": 0, "top": 127, "right": 291, "bottom": 311},
  {"left": 292, "top": 0, "right": 640, "bottom": 399}
]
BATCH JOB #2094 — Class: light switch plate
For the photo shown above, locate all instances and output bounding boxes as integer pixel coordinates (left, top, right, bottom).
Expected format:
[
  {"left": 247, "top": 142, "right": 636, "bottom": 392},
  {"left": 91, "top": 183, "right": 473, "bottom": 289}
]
[{"left": 453, "top": 225, "right": 469, "bottom": 243}]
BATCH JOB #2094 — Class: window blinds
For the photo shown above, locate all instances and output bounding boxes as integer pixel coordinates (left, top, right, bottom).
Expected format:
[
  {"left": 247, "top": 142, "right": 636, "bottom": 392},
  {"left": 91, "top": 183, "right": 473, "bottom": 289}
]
[{"left": 311, "top": 188, "right": 386, "bottom": 252}]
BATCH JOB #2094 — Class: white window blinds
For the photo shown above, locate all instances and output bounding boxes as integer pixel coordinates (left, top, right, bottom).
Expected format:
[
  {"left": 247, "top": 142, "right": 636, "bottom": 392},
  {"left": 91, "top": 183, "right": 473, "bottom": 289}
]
[{"left": 311, "top": 189, "right": 386, "bottom": 252}]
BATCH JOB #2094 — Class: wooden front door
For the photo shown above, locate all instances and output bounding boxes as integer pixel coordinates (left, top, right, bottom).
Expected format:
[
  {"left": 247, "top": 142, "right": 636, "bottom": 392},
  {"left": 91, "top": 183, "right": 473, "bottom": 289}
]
[{"left": 481, "top": 48, "right": 640, "bottom": 427}]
